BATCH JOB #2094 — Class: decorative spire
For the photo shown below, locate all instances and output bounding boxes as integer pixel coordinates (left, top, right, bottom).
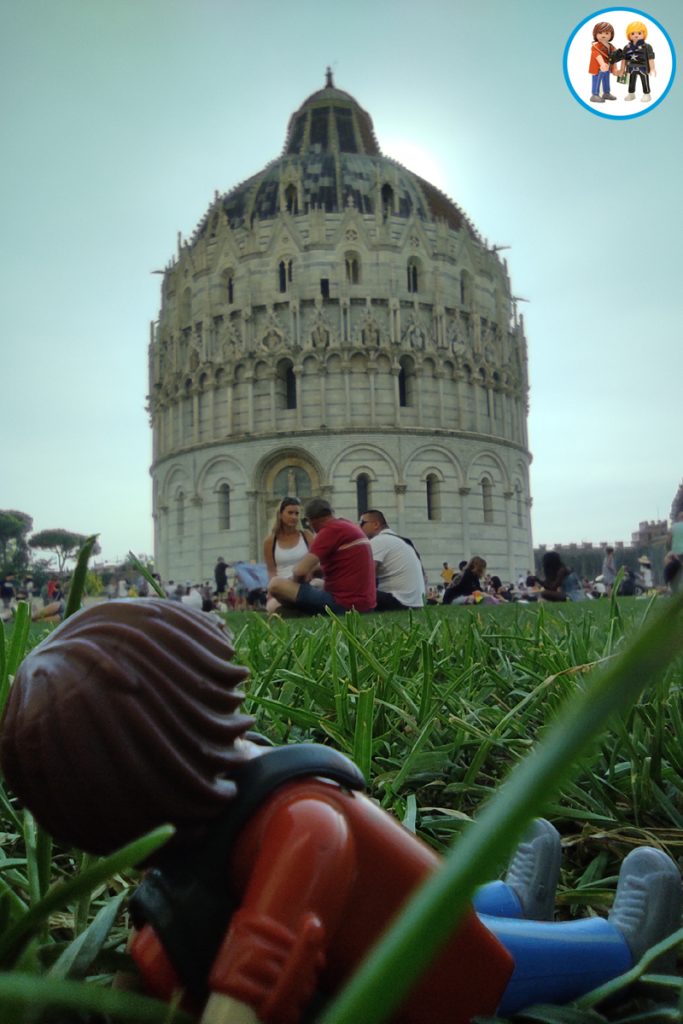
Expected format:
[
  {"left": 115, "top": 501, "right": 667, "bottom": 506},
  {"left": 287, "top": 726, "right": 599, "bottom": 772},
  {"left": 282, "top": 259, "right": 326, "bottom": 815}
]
[{"left": 325, "top": 66, "right": 334, "bottom": 88}]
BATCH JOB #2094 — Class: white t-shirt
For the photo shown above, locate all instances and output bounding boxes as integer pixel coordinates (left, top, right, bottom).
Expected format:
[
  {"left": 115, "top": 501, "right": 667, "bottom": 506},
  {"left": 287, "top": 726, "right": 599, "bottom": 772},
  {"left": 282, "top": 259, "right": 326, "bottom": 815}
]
[
  {"left": 369, "top": 530, "right": 425, "bottom": 608},
  {"left": 274, "top": 534, "right": 309, "bottom": 579}
]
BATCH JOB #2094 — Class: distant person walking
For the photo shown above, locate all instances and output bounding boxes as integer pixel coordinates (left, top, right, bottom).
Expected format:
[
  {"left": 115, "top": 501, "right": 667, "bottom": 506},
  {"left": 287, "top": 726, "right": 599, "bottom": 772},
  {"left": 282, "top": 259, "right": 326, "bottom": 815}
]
[
  {"left": 214, "top": 557, "right": 228, "bottom": 596},
  {"left": 601, "top": 546, "right": 617, "bottom": 594}
]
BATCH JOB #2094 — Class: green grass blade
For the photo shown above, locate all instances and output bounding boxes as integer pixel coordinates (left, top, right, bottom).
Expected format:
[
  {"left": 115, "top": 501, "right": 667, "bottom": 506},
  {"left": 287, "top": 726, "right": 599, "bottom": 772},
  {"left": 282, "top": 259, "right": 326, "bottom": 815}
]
[
  {"left": 64, "top": 534, "right": 100, "bottom": 619},
  {"left": 0, "top": 972, "right": 194, "bottom": 1022},
  {"left": 0, "top": 602, "right": 31, "bottom": 718},
  {"left": 49, "top": 890, "right": 127, "bottom": 980},
  {"left": 319, "top": 592, "right": 683, "bottom": 1024},
  {"left": 0, "top": 825, "right": 174, "bottom": 965},
  {"left": 353, "top": 687, "right": 375, "bottom": 782},
  {"left": 128, "top": 552, "right": 166, "bottom": 598}
]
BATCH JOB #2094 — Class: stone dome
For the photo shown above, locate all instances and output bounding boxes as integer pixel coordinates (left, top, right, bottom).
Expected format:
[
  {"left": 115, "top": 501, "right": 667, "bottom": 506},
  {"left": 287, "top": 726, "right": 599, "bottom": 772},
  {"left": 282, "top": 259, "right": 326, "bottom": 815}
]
[
  {"left": 149, "top": 75, "right": 533, "bottom": 585},
  {"left": 198, "top": 71, "right": 474, "bottom": 237}
]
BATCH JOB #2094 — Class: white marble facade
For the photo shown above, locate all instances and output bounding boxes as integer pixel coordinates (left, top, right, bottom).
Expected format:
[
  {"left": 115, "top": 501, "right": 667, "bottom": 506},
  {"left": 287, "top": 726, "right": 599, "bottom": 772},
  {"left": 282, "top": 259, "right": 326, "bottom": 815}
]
[{"left": 149, "top": 75, "right": 533, "bottom": 584}]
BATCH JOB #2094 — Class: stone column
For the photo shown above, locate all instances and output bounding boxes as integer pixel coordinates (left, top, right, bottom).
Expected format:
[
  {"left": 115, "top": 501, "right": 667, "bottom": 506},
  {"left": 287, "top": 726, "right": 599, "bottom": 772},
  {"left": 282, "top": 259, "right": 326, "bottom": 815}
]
[
  {"left": 226, "top": 380, "right": 233, "bottom": 436},
  {"left": 503, "top": 490, "right": 514, "bottom": 580},
  {"left": 392, "top": 366, "right": 401, "bottom": 425},
  {"left": 436, "top": 371, "right": 445, "bottom": 428},
  {"left": 459, "top": 487, "right": 471, "bottom": 558},
  {"left": 295, "top": 366, "right": 303, "bottom": 429},
  {"left": 394, "top": 482, "right": 407, "bottom": 533},
  {"left": 269, "top": 376, "right": 276, "bottom": 430},
  {"left": 190, "top": 493, "right": 203, "bottom": 581},
  {"left": 367, "top": 364, "right": 377, "bottom": 426},
  {"left": 192, "top": 392, "right": 200, "bottom": 444},
  {"left": 246, "top": 372, "right": 255, "bottom": 434},
  {"left": 246, "top": 489, "right": 258, "bottom": 561}
]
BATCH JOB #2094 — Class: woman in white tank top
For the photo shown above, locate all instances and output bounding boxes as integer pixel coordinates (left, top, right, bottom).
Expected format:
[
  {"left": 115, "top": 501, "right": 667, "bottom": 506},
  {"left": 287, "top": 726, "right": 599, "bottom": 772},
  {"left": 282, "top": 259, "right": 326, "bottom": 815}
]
[{"left": 263, "top": 497, "right": 315, "bottom": 613}]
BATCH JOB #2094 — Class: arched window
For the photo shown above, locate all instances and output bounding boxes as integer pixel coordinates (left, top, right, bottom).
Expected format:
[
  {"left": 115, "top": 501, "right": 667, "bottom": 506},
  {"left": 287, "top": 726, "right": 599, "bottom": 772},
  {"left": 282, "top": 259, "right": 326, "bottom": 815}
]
[
  {"left": 426, "top": 474, "right": 441, "bottom": 521},
  {"left": 407, "top": 259, "right": 419, "bottom": 293},
  {"left": 273, "top": 466, "right": 312, "bottom": 498},
  {"left": 285, "top": 365, "right": 296, "bottom": 409},
  {"left": 278, "top": 260, "right": 293, "bottom": 294},
  {"left": 356, "top": 473, "right": 370, "bottom": 518},
  {"left": 398, "top": 366, "right": 407, "bottom": 407},
  {"left": 227, "top": 276, "right": 234, "bottom": 304},
  {"left": 218, "top": 484, "right": 231, "bottom": 530},
  {"left": 481, "top": 478, "right": 493, "bottom": 524},
  {"left": 345, "top": 253, "right": 360, "bottom": 284},
  {"left": 275, "top": 359, "right": 297, "bottom": 410},
  {"left": 177, "top": 491, "right": 185, "bottom": 538},
  {"left": 398, "top": 356, "right": 415, "bottom": 407},
  {"left": 381, "top": 184, "right": 394, "bottom": 219},
  {"left": 284, "top": 184, "right": 298, "bottom": 215}
]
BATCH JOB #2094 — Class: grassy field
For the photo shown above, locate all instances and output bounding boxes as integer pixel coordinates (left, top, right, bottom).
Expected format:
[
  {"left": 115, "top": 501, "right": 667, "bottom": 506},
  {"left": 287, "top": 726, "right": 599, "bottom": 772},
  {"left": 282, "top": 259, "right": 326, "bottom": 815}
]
[{"left": 1, "top": 593, "right": 682, "bottom": 1022}]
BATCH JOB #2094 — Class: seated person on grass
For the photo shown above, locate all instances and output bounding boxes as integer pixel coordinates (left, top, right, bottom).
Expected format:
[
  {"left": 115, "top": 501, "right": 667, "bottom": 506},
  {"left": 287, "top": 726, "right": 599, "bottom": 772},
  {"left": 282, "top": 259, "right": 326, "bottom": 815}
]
[
  {"left": 268, "top": 497, "right": 376, "bottom": 615},
  {"left": 359, "top": 508, "right": 425, "bottom": 611}
]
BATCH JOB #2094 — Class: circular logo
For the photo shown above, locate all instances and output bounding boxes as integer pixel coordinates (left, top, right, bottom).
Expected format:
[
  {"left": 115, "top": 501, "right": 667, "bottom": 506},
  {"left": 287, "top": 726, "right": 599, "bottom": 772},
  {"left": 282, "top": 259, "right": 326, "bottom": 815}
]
[{"left": 563, "top": 7, "right": 676, "bottom": 118}]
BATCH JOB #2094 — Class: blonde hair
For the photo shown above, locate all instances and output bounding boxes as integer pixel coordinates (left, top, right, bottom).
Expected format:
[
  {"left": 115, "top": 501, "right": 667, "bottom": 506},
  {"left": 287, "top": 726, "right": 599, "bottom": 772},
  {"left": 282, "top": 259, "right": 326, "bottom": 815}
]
[{"left": 626, "top": 21, "right": 648, "bottom": 39}]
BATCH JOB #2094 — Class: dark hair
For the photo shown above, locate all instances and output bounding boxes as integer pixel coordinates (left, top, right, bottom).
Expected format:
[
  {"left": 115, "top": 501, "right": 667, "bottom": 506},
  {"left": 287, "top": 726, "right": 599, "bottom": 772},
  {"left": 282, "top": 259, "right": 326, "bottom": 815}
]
[
  {"left": 304, "top": 497, "right": 333, "bottom": 520},
  {"left": 0, "top": 600, "right": 253, "bottom": 856},
  {"left": 279, "top": 496, "right": 301, "bottom": 511},
  {"left": 541, "top": 551, "right": 564, "bottom": 579},
  {"left": 363, "top": 508, "right": 388, "bottom": 528}
]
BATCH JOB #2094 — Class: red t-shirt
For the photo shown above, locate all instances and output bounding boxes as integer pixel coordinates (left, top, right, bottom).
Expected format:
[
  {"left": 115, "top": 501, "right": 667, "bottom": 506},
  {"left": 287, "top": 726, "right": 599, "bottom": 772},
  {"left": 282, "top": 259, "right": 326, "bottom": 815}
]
[{"left": 310, "top": 518, "right": 376, "bottom": 611}]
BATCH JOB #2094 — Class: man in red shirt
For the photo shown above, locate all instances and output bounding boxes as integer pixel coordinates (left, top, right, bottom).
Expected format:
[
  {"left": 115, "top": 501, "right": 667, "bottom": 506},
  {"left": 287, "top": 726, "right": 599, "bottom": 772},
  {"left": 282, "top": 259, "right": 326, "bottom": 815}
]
[{"left": 268, "top": 497, "right": 376, "bottom": 614}]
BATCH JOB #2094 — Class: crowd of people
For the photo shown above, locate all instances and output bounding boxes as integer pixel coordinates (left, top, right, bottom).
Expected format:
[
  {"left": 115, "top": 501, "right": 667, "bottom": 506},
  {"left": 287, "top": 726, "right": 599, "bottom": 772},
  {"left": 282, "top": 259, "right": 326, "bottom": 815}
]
[{"left": 2, "top": 507, "right": 681, "bottom": 624}]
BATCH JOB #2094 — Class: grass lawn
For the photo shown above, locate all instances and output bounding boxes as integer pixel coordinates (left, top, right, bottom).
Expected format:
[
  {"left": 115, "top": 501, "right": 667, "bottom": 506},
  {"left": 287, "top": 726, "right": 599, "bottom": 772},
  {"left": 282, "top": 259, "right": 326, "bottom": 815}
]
[{"left": 1, "top": 593, "right": 682, "bottom": 1022}]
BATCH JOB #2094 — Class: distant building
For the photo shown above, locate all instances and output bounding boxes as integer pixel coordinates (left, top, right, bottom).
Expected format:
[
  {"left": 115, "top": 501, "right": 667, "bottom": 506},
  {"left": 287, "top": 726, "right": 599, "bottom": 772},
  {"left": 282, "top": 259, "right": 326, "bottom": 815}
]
[
  {"left": 148, "top": 74, "right": 533, "bottom": 583},
  {"left": 631, "top": 520, "right": 668, "bottom": 547}
]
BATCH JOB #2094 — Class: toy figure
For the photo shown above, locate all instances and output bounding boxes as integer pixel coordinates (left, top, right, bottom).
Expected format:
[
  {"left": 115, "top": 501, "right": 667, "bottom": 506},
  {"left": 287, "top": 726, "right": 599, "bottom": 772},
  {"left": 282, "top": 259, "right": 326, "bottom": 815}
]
[
  {"left": 1, "top": 600, "right": 680, "bottom": 1024},
  {"left": 588, "top": 21, "right": 617, "bottom": 103},
  {"left": 613, "top": 21, "right": 657, "bottom": 102}
]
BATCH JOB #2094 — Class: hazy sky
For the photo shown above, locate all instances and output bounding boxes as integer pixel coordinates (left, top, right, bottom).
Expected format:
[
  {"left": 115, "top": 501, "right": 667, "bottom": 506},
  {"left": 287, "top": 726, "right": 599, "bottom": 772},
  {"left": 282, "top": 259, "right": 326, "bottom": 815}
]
[{"left": 3, "top": 0, "right": 682, "bottom": 566}]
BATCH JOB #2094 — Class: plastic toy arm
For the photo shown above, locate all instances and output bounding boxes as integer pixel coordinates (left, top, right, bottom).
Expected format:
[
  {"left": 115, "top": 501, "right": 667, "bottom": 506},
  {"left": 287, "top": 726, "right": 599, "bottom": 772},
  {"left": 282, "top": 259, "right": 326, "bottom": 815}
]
[
  {"left": 208, "top": 793, "right": 357, "bottom": 1024},
  {"left": 202, "top": 993, "right": 260, "bottom": 1024}
]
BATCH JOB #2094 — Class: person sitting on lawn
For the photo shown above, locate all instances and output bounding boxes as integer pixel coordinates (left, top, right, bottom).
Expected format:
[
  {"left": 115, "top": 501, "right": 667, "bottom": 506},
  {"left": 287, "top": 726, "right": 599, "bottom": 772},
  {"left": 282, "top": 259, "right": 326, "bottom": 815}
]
[
  {"left": 442, "top": 556, "right": 487, "bottom": 604},
  {"left": 268, "top": 497, "right": 376, "bottom": 615},
  {"left": 359, "top": 508, "right": 426, "bottom": 610},
  {"left": 263, "top": 497, "right": 315, "bottom": 614}
]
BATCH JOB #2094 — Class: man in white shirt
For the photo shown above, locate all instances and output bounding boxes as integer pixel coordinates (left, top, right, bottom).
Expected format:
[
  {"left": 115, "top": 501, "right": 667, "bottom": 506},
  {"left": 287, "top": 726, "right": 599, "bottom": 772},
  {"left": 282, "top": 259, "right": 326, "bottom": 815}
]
[{"left": 359, "top": 509, "right": 426, "bottom": 610}]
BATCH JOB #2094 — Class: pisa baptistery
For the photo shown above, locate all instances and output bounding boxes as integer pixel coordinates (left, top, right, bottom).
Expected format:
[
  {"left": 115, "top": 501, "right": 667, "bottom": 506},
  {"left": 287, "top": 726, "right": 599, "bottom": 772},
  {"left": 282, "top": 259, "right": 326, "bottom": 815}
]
[{"left": 148, "top": 73, "right": 533, "bottom": 584}]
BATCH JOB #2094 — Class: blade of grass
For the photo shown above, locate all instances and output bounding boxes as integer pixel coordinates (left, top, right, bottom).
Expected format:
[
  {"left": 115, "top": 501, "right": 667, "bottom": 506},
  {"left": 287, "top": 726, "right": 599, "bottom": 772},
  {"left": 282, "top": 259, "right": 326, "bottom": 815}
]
[
  {"left": 0, "top": 972, "right": 194, "bottom": 1023},
  {"left": 319, "top": 592, "right": 683, "bottom": 1024},
  {"left": 49, "top": 891, "right": 127, "bottom": 980},
  {"left": 64, "top": 534, "right": 100, "bottom": 619},
  {"left": 128, "top": 552, "right": 166, "bottom": 598},
  {"left": 0, "top": 825, "right": 174, "bottom": 965}
]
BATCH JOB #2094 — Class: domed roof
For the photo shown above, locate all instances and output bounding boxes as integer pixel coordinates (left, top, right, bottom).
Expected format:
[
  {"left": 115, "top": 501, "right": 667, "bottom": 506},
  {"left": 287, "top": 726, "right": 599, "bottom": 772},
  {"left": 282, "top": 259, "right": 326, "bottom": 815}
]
[{"left": 216, "top": 73, "right": 475, "bottom": 237}]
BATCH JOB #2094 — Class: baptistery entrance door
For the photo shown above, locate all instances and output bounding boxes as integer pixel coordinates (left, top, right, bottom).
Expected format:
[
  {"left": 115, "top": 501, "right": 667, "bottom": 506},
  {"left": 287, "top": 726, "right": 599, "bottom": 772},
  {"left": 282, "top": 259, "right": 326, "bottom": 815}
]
[{"left": 258, "top": 453, "right": 323, "bottom": 544}]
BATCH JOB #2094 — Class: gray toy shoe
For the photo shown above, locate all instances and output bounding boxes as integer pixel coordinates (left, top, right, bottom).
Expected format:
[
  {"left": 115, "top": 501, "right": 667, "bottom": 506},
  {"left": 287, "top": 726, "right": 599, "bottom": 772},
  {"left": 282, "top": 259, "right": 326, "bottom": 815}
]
[
  {"left": 608, "top": 846, "right": 682, "bottom": 971},
  {"left": 504, "top": 818, "right": 562, "bottom": 921}
]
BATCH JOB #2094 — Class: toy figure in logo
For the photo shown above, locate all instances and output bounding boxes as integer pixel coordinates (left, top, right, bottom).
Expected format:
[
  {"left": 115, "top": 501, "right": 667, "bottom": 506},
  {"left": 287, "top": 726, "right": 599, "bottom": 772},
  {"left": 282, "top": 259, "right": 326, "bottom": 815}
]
[{"left": 1, "top": 600, "right": 680, "bottom": 1024}]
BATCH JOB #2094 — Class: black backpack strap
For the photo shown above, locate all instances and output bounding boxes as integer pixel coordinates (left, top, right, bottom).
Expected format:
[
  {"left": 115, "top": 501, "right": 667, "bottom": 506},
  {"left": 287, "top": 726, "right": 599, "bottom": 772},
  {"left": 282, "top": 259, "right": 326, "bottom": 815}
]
[{"left": 129, "top": 745, "right": 365, "bottom": 999}]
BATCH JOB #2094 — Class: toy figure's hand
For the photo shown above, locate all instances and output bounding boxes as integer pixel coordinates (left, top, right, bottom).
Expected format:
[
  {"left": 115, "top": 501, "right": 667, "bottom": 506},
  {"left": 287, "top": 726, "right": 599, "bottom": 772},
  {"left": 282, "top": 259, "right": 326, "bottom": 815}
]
[{"left": 202, "top": 993, "right": 260, "bottom": 1024}]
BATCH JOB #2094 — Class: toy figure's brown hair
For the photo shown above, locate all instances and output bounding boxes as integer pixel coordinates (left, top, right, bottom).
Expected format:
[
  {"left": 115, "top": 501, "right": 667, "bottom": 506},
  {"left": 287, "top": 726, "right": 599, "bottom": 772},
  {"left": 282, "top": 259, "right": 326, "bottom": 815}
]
[
  {"left": 0, "top": 600, "right": 253, "bottom": 855},
  {"left": 592, "top": 21, "right": 614, "bottom": 41}
]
